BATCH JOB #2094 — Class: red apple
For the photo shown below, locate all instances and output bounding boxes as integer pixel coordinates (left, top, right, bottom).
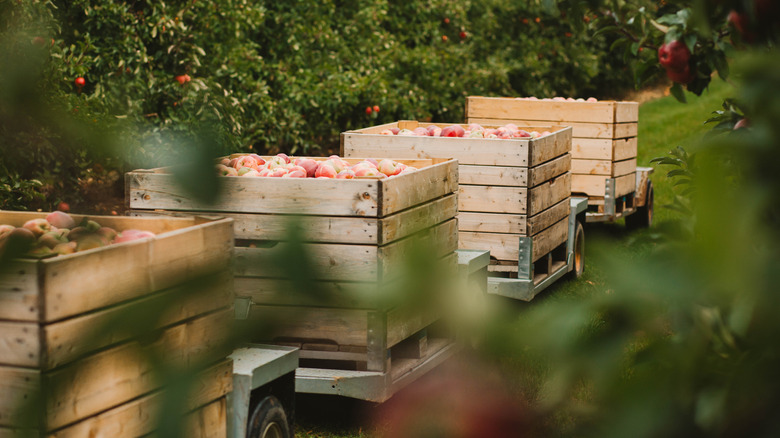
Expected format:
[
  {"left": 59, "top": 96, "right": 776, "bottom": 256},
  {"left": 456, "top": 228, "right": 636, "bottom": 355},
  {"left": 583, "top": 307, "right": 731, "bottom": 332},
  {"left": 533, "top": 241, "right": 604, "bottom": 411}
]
[
  {"left": 315, "top": 162, "right": 338, "bottom": 178},
  {"left": 373, "top": 105, "right": 380, "bottom": 113},
  {"left": 378, "top": 159, "right": 401, "bottom": 176},
  {"left": 666, "top": 64, "right": 694, "bottom": 84},
  {"left": 276, "top": 153, "right": 291, "bottom": 164},
  {"left": 658, "top": 40, "right": 691, "bottom": 71},
  {"left": 440, "top": 125, "right": 465, "bottom": 137},
  {"left": 734, "top": 118, "right": 750, "bottom": 129},
  {"left": 389, "top": 128, "right": 400, "bottom": 135},
  {"left": 114, "top": 229, "right": 156, "bottom": 244},
  {"left": 426, "top": 125, "right": 442, "bottom": 136},
  {"left": 294, "top": 158, "right": 319, "bottom": 177},
  {"left": 412, "top": 127, "right": 429, "bottom": 136},
  {"left": 46, "top": 211, "right": 75, "bottom": 229},
  {"left": 380, "top": 129, "right": 394, "bottom": 135},
  {"left": 75, "top": 77, "right": 85, "bottom": 87}
]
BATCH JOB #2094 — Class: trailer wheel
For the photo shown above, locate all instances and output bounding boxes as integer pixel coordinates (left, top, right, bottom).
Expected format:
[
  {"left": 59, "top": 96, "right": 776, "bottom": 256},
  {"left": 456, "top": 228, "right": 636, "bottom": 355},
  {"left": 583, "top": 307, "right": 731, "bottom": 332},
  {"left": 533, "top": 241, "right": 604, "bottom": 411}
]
[
  {"left": 247, "top": 395, "right": 291, "bottom": 438},
  {"left": 626, "top": 181, "right": 654, "bottom": 229},
  {"left": 572, "top": 221, "right": 585, "bottom": 279}
]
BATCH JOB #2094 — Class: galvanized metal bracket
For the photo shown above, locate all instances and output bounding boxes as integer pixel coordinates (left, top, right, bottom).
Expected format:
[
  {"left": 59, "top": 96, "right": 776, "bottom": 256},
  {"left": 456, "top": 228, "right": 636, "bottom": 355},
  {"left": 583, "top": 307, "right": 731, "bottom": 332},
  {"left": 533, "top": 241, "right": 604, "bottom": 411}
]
[
  {"left": 234, "top": 297, "right": 252, "bottom": 320},
  {"left": 367, "top": 311, "right": 389, "bottom": 373},
  {"left": 604, "top": 177, "right": 616, "bottom": 217},
  {"left": 516, "top": 236, "right": 533, "bottom": 281}
]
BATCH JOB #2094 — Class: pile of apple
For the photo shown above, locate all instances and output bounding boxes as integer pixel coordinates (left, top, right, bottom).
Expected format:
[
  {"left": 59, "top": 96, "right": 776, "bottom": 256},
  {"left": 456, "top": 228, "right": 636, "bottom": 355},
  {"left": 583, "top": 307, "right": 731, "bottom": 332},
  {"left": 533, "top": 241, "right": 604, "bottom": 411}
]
[
  {"left": 515, "top": 96, "right": 600, "bottom": 102},
  {"left": 216, "top": 154, "right": 417, "bottom": 179},
  {"left": 0, "top": 211, "right": 156, "bottom": 258},
  {"left": 378, "top": 123, "right": 552, "bottom": 139}
]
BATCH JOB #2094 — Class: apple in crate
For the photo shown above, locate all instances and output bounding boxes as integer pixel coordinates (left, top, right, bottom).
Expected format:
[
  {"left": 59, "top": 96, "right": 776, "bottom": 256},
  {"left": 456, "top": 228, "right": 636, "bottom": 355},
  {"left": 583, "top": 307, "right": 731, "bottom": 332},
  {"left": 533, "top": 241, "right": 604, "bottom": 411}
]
[
  {"left": 23, "top": 218, "right": 53, "bottom": 237},
  {"left": 46, "top": 211, "right": 76, "bottom": 229},
  {"left": 440, "top": 125, "right": 465, "bottom": 137},
  {"left": 114, "top": 229, "right": 156, "bottom": 244},
  {"left": 294, "top": 158, "right": 319, "bottom": 177}
]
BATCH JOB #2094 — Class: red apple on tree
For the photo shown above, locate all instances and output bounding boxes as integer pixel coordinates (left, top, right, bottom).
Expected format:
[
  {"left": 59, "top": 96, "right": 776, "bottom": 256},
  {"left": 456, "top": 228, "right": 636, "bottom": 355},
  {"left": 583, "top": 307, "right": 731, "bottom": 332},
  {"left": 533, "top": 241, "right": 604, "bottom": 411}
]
[{"left": 658, "top": 40, "right": 691, "bottom": 71}]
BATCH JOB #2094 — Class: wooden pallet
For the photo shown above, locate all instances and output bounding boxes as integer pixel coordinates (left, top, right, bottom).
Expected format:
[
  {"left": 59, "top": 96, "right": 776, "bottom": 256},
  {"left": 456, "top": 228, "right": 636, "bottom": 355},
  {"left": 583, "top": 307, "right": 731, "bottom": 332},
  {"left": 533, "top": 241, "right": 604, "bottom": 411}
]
[
  {"left": 342, "top": 121, "right": 572, "bottom": 267},
  {"left": 465, "top": 97, "right": 639, "bottom": 200},
  {"left": 127, "top": 156, "right": 459, "bottom": 374},
  {"left": 0, "top": 211, "right": 234, "bottom": 436}
]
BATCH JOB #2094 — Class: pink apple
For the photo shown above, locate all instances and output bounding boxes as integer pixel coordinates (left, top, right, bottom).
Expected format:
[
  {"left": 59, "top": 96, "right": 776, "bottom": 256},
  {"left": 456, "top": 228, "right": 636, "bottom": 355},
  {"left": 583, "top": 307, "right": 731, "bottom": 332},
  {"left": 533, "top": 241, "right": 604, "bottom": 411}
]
[
  {"left": 23, "top": 218, "right": 52, "bottom": 237},
  {"left": 283, "top": 170, "right": 307, "bottom": 178},
  {"left": 351, "top": 162, "right": 374, "bottom": 173},
  {"left": 468, "top": 130, "right": 485, "bottom": 138},
  {"left": 267, "top": 156, "right": 287, "bottom": 169},
  {"left": 426, "top": 125, "right": 442, "bottom": 136},
  {"left": 237, "top": 166, "right": 255, "bottom": 176},
  {"left": 398, "top": 166, "right": 417, "bottom": 174},
  {"left": 38, "top": 229, "right": 69, "bottom": 249},
  {"left": 389, "top": 127, "right": 400, "bottom": 135},
  {"left": 315, "top": 162, "right": 338, "bottom": 178},
  {"left": 440, "top": 125, "right": 465, "bottom": 137},
  {"left": 276, "top": 153, "right": 291, "bottom": 164},
  {"left": 0, "top": 224, "right": 14, "bottom": 239},
  {"left": 514, "top": 130, "right": 531, "bottom": 138},
  {"left": 219, "top": 157, "right": 230, "bottom": 166},
  {"left": 249, "top": 154, "right": 266, "bottom": 165},
  {"left": 336, "top": 169, "right": 356, "bottom": 179},
  {"left": 504, "top": 123, "right": 518, "bottom": 131},
  {"left": 412, "top": 127, "right": 429, "bottom": 136},
  {"left": 271, "top": 168, "right": 289, "bottom": 177},
  {"left": 227, "top": 158, "right": 239, "bottom": 168},
  {"left": 294, "top": 158, "right": 319, "bottom": 177},
  {"left": 217, "top": 164, "right": 238, "bottom": 176},
  {"left": 587, "top": 97, "right": 597, "bottom": 102},
  {"left": 233, "top": 155, "right": 260, "bottom": 170},
  {"left": 241, "top": 169, "right": 261, "bottom": 177},
  {"left": 53, "top": 241, "right": 77, "bottom": 255},
  {"left": 46, "top": 211, "right": 75, "bottom": 229},
  {"left": 354, "top": 167, "right": 380, "bottom": 177},
  {"left": 114, "top": 229, "right": 156, "bottom": 244},
  {"left": 378, "top": 159, "right": 401, "bottom": 176},
  {"left": 468, "top": 123, "right": 484, "bottom": 132},
  {"left": 398, "top": 129, "right": 414, "bottom": 136},
  {"left": 258, "top": 168, "right": 273, "bottom": 177},
  {"left": 380, "top": 129, "right": 394, "bottom": 135}
]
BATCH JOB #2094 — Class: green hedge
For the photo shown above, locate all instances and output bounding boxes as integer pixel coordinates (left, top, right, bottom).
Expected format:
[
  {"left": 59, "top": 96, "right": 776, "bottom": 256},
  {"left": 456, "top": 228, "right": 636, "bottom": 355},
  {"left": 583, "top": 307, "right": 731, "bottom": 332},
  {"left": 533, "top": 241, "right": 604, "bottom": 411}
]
[{"left": 2, "top": 0, "right": 641, "bottom": 210}]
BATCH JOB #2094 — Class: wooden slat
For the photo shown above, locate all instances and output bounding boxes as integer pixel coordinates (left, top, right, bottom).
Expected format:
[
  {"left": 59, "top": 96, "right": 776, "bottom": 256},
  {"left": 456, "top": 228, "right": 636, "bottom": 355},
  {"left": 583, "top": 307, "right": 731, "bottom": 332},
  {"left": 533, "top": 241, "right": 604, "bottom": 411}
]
[
  {"left": 0, "top": 261, "right": 41, "bottom": 322},
  {"left": 571, "top": 138, "right": 613, "bottom": 160},
  {"left": 527, "top": 173, "right": 571, "bottom": 216},
  {"left": 572, "top": 173, "right": 637, "bottom": 197},
  {"left": 466, "top": 118, "right": 615, "bottom": 139},
  {"left": 457, "top": 212, "right": 526, "bottom": 234},
  {"left": 128, "top": 171, "right": 381, "bottom": 217},
  {"left": 386, "top": 306, "right": 439, "bottom": 349},
  {"left": 459, "top": 165, "right": 529, "bottom": 187},
  {"left": 465, "top": 96, "right": 636, "bottom": 123},
  {"left": 0, "top": 322, "right": 39, "bottom": 368},
  {"left": 47, "top": 362, "right": 231, "bottom": 438},
  {"left": 380, "top": 194, "right": 457, "bottom": 245},
  {"left": 613, "top": 158, "right": 637, "bottom": 177},
  {"left": 459, "top": 185, "right": 526, "bottom": 214},
  {"left": 458, "top": 216, "right": 569, "bottom": 263},
  {"left": 41, "top": 271, "right": 232, "bottom": 369},
  {"left": 614, "top": 122, "right": 638, "bottom": 139},
  {"left": 181, "top": 397, "right": 227, "bottom": 438},
  {"left": 528, "top": 153, "right": 571, "bottom": 187},
  {"left": 571, "top": 159, "right": 613, "bottom": 176},
  {"left": 39, "top": 219, "right": 233, "bottom": 322},
  {"left": 379, "top": 219, "right": 458, "bottom": 281},
  {"left": 380, "top": 159, "right": 458, "bottom": 217},
  {"left": 526, "top": 199, "right": 571, "bottom": 236},
  {"left": 40, "top": 308, "right": 232, "bottom": 430},
  {"left": 0, "top": 211, "right": 200, "bottom": 235},
  {"left": 0, "top": 367, "right": 38, "bottom": 427},
  {"left": 235, "top": 277, "right": 381, "bottom": 309},
  {"left": 248, "top": 305, "right": 369, "bottom": 347},
  {"left": 613, "top": 137, "right": 638, "bottom": 161}
]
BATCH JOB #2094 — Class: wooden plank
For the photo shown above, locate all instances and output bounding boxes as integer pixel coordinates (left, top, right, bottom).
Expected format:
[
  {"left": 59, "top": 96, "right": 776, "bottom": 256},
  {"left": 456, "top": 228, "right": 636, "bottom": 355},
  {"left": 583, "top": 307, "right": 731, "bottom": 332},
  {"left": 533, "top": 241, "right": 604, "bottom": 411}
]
[
  {"left": 572, "top": 173, "right": 637, "bottom": 197},
  {"left": 248, "top": 305, "right": 369, "bottom": 347},
  {"left": 459, "top": 185, "right": 526, "bottom": 214},
  {"left": 181, "top": 397, "right": 227, "bottom": 438},
  {"left": 131, "top": 193, "right": 457, "bottom": 246},
  {"left": 465, "top": 96, "right": 627, "bottom": 123},
  {"left": 234, "top": 243, "right": 378, "bottom": 282},
  {"left": 526, "top": 127, "right": 571, "bottom": 167},
  {"left": 527, "top": 173, "right": 571, "bottom": 216},
  {"left": 0, "top": 367, "right": 38, "bottom": 427},
  {"left": 613, "top": 158, "right": 637, "bottom": 177},
  {"left": 47, "top": 362, "right": 231, "bottom": 438},
  {"left": 127, "top": 171, "right": 381, "bottom": 217},
  {"left": 526, "top": 199, "right": 571, "bottom": 236},
  {"left": 0, "top": 261, "right": 40, "bottom": 322},
  {"left": 380, "top": 159, "right": 458, "bottom": 217},
  {"left": 613, "top": 137, "right": 638, "bottom": 161},
  {"left": 457, "top": 212, "right": 526, "bottom": 234},
  {"left": 458, "top": 216, "right": 569, "bottom": 263},
  {"left": 615, "top": 101, "right": 639, "bottom": 123},
  {"left": 39, "top": 219, "right": 233, "bottom": 322},
  {"left": 386, "top": 306, "right": 438, "bottom": 349},
  {"left": 614, "top": 122, "right": 638, "bottom": 139},
  {"left": 528, "top": 153, "right": 571, "bottom": 187},
  {"left": 459, "top": 165, "right": 528, "bottom": 187},
  {"left": 379, "top": 219, "right": 458, "bottom": 281},
  {"left": 0, "top": 211, "right": 201, "bottom": 235},
  {"left": 40, "top": 308, "right": 232, "bottom": 430},
  {"left": 571, "top": 159, "right": 612, "bottom": 176},
  {"left": 380, "top": 194, "right": 457, "bottom": 245},
  {"left": 571, "top": 138, "right": 613, "bottom": 160},
  {"left": 41, "top": 271, "right": 232, "bottom": 369},
  {"left": 235, "top": 277, "right": 383, "bottom": 309},
  {"left": 0, "top": 322, "right": 39, "bottom": 368}
]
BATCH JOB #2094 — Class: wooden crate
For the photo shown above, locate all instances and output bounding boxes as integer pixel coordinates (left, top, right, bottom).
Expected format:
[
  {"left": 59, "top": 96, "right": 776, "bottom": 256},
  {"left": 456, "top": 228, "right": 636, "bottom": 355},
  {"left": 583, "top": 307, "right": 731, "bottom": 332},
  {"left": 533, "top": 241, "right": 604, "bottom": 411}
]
[
  {"left": 127, "top": 156, "right": 459, "bottom": 373},
  {"left": 466, "top": 96, "right": 638, "bottom": 199},
  {"left": 341, "top": 121, "right": 572, "bottom": 269},
  {"left": 0, "top": 211, "right": 234, "bottom": 436}
]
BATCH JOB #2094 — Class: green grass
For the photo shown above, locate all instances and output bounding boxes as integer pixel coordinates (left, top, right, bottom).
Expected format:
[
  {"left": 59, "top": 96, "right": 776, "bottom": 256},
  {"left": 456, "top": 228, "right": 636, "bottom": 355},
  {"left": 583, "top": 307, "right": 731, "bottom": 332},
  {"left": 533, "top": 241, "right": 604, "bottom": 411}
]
[{"left": 292, "top": 80, "right": 736, "bottom": 438}]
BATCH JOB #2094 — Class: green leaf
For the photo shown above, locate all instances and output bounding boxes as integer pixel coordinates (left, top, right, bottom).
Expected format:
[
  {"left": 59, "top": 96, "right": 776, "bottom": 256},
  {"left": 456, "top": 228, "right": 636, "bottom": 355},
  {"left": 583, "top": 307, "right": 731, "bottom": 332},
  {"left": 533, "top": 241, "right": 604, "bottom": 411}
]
[
  {"left": 670, "top": 82, "right": 687, "bottom": 103},
  {"left": 684, "top": 33, "right": 697, "bottom": 52}
]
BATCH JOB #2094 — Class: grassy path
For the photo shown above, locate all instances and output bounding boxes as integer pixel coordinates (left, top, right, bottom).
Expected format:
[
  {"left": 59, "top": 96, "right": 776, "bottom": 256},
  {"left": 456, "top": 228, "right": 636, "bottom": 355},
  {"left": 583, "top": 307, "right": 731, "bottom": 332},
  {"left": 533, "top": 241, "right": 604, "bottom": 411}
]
[{"left": 292, "top": 80, "right": 735, "bottom": 438}]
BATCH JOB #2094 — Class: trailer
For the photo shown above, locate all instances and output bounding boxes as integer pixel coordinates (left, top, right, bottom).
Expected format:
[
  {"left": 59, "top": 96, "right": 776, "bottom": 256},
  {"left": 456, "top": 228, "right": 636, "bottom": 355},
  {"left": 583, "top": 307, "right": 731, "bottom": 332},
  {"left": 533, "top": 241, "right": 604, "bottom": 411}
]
[{"left": 583, "top": 167, "right": 654, "bottom": 228}]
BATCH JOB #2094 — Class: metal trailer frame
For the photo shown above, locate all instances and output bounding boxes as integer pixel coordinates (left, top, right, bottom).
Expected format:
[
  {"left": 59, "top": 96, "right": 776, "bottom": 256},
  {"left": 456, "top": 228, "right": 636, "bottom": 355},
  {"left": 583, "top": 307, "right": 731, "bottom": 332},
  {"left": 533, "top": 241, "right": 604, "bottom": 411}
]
[
  {"left": 227, "top": 344, "right": 299, "bottom": 438},
  {"left": 487, "top": 197, "right": 588, "bottom": 301},
  {"left": 585, "top": 166, "right": 654, "bottom": 223},
  {"left": 293, "top": 249, "right": 491, "bottom": 403}
]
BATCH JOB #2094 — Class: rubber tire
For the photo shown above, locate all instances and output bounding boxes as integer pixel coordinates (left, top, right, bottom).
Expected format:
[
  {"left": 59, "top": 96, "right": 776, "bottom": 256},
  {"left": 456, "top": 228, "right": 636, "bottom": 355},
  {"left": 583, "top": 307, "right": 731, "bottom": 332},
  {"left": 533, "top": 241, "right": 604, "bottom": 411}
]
[
  {"left": 247, "top": 395, "right": 291, "bottom": 438},
  {"left": 626, "top": 181, "right": 654, "bottom": 229},
  {"left": 571, "top": 221, "right": 585, "bottom": 279}
]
